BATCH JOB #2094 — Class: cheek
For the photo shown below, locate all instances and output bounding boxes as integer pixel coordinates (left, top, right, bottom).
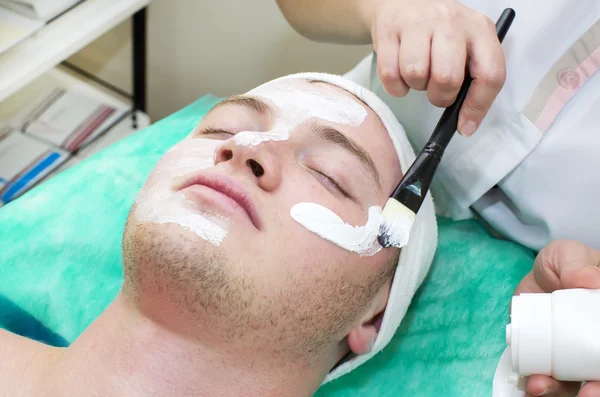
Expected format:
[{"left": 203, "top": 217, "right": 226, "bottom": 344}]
[
  {"left": 282, "top": 167, "right": 367, "bottom": 224},
  {"left": 268, "top": 169, "right": 376, "bottom": 256},
  {"left": 273, "top": 184, "right": 358, "bottom": 260},
  {"left": 269, "top": 239, "right": 387, "bottom": 301},
  {"left": 144, "top": 139, "right": 221, "bottom": 186},
  {"left": 262, "top": 228, "right": 355, "bottom": 289}
]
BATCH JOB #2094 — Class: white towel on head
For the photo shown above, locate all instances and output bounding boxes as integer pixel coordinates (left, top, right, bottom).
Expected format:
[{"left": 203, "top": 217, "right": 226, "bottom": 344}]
[{"left": 252, "top": 72, "right": 438, "bottom": 383}]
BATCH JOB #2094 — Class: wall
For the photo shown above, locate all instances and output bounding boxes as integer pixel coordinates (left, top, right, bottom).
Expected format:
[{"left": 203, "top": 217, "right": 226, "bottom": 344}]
[{"left": 68, "top": 0, "right": 371, "bottom": 120}]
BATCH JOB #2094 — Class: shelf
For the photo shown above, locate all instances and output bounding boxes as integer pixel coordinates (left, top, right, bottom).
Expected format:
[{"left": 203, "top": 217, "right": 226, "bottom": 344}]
[
  {"left": 0, "top": 0, "right": 149, "bottom": 103},
  {"left": 48, "top": 67, "right": 151, "bottom": 173},
  {"left": 1, "top": 67, "right": 150, "bottom": 184},
  {"left": 1, "top": 67, "right": 131, "bottom": 120}
]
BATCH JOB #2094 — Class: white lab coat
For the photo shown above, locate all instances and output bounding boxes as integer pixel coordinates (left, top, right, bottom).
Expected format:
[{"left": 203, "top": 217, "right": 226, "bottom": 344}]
[{"left": 345, "top": 0, "right": 600, "bottom": 251}]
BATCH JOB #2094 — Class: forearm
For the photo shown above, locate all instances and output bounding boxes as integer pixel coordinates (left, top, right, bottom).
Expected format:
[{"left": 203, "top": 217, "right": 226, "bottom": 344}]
[{"left": 275, "top": 0, "right": 375, "bottom": 44}]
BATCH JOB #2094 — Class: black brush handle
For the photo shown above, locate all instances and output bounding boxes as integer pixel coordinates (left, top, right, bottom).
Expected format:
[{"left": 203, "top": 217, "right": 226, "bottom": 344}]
[{"left": 390, "top": 8, "right": 516, "bottom": 213}]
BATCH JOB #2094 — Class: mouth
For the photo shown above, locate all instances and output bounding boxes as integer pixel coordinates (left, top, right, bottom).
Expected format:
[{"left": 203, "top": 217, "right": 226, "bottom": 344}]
[{"left": 175, "top": 172, "right": 262, "bottom": 230}]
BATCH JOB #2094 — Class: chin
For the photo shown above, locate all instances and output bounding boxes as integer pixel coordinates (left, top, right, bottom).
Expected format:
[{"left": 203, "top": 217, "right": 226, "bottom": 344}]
[{"left": 121, "top": 218, "right": 256, "bottom": 336}]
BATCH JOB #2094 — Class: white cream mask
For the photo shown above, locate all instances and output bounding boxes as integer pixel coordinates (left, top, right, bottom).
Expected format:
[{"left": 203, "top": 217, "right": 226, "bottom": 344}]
[
  {"left": 134, "top": 137, "right": 229, "bottom": 245},
  {"left": 290, "top": 203, "right": 384, "bottom": 256},
  {"left": 234, "top": 80, "right": 367, "bottom": 147}
]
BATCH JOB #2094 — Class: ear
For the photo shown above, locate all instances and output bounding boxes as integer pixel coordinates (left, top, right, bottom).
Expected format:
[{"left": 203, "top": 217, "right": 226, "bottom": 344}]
[{"left": 347, "top": 280, "right": 391, "bottom": 355}]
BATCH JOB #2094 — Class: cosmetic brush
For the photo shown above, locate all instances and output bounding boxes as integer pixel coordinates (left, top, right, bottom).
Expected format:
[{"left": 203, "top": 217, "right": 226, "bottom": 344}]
[{"left": 378, "top": 8, "right": 516, "bottom": 248}]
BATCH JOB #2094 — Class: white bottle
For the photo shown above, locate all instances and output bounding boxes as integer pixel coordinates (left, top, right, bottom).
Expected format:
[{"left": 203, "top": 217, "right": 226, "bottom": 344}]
[{"left": 506, "top": 288, "right": 600, "bottom": 381}]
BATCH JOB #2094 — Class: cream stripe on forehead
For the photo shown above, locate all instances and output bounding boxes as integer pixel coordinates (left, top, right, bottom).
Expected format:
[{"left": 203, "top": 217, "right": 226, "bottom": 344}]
[
  {"left": 247, "top": 79, "right": 367, "bottom": 125},
  {"left": 233, "top": 79, "right": 367, "bottom": 147}
]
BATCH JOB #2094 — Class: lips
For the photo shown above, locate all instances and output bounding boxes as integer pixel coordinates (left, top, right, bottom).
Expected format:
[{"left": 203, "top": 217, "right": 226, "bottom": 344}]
[{"left": 176, "top": 172, "right": 262, "bottom": 230}]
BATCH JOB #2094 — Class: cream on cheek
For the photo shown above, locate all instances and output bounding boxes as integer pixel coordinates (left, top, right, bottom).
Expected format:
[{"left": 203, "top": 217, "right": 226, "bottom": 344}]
[
  {"left": 290, "top": 203, "right": 383, "bottom": 257},
  {"left": 134, "top": 137, "right": 229, "bottom": 245}
]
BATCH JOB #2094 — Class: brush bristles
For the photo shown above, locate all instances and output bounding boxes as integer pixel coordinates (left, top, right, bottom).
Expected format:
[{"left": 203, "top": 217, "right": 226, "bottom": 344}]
[{"left": 378, "top": 198, "right": 416, "bottom": 248}]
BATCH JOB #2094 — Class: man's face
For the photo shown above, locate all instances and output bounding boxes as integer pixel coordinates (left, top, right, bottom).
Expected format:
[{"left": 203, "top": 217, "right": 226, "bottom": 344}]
[{"left": 122, "top": 79, "right": 402, "bottom": 362}]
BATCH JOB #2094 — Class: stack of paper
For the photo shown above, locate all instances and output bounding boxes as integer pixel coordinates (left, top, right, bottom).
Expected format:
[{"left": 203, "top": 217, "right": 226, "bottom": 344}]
[
  {"left": 0, "top": 126, "right": 68, "bottom": 206},
  {"left": 0, "top": 0, "right": 83, "bottom": 22},
  {"left": 14, "top": 87, "right": 127, "bottom": 152},
  {"left": 0, "top": 0, "right": 86, "bottom": 55},
  {"left": 0, "top": 6, "right": 43, "bottom": 55},
  {"left": 0, "top": 85, "right": 127, "bottom": 207}
]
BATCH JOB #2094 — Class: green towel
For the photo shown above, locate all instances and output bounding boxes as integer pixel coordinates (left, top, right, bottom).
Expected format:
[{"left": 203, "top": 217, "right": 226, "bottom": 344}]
[
  {"left": 316, "top": 218, "right": 533, "bottom": 396},
  {"left": 0, "top": 94, "right": 534, "bottom": 396}
]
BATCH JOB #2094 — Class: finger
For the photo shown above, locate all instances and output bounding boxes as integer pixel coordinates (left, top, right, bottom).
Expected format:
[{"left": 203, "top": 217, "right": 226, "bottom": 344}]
[
  {"left": 374, "top": 32, "right": 409, "bottom": 97},
  {"left": 457, "top": 15, "right": 506, "bottom": 136},
  {"left": 561, "top": 265, "right": 600, "bottom": 290},
  {"left": 427, "top": 24, "right": 466, "bottom": 108},
  {"left": 514, "top": 271, "right": 547, "bottom": 296},
  {"left": 579, "top": 381, "right": 600, "bottom": 397},
  {"left": 533, "top": 240, "right": 600, "bottom": 293},
  {"left": 527, "top": 375, "right": 581, "bottom": 397},
  {"left": 398, "top": 29, "right": 432, "bottom": 91}
]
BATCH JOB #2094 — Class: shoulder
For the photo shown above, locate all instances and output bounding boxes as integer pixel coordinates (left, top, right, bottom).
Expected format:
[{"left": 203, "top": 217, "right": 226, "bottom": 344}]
[{"left": 0, "top": 329, "right": 61, "bottom": 397}]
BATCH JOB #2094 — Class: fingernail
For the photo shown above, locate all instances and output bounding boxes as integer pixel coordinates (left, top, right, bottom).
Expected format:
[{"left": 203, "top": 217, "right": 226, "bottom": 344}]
[
  {"left": 586, "top": 265, "right": 600, "bottom": 274},
  {"left": 460, "top": 121, "right": 478, "bottom": 136},
  {"left": 382, "top": 79, "right": 407, "bottom": 97},
  {"left": 533, "top": 387, "right": 550, "bottom": 396},
  {"left": 386, "top": 83, "right": 401, "bottom": 97},
  {"left": 382, "top": 84, "right": 394, "bottom": 96}
]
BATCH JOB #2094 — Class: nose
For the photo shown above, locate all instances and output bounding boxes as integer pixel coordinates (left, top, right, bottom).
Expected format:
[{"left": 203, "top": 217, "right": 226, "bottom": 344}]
[{"left": 214, "top": 138, "right": 282, "bottom": 191}]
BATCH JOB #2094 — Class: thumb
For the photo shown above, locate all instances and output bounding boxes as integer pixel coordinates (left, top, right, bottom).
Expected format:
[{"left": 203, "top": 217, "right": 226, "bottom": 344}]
[
  {"left": 533, "top": 240, "right": 600, "bottom": 293},
  {"left": 561, "top": 265, "right": 600, "bottom": 290}
]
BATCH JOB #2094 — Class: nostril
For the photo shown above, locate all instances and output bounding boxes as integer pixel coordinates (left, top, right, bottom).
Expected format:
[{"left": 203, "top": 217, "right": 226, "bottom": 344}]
[
  {"left": 222, "top": 149, "right": 233, "bottom": 161},
  {"left": 246, "top": 159, "right": 265, "bottom": 177}
]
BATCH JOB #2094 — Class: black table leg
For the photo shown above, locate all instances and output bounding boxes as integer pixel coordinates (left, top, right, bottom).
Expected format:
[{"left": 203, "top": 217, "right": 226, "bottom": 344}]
[{"left": 132, "top": 7, "right": 147, "bottom": 128}]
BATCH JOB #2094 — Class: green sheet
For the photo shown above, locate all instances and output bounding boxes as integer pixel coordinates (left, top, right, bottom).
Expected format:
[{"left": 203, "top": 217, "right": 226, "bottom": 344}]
[{"left": 0, "top": 94, "right": 534, "bottom": 396}]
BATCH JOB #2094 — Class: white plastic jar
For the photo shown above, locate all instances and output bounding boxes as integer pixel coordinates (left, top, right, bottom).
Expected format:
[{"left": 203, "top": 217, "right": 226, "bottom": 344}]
[{"left": 506, "top": 288, "right": 600, "bottom": 381}]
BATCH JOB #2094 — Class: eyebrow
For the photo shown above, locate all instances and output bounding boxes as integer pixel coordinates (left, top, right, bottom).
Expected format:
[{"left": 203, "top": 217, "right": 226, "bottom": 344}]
[
  {"left": 210, "top": 95, "right": 271, "bottom": 114},
  {"left": 309, "top": 123, "right": 381, "bottom": 192}
]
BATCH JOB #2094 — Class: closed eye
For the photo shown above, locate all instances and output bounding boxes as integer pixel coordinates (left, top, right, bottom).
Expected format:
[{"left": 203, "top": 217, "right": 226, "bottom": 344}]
[
  {"left": 312, "top": 169, "right": 352, "bottom": 199},
  {"left": 199, "top": 128, "right": 353, "bottom": 201},
  {"left": 199, "top": 128, "right": 235, "bottom": 139}
]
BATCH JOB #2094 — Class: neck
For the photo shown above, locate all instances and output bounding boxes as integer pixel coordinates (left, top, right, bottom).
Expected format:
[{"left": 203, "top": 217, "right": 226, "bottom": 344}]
[{"left": 41, "top": 293, "right": 324, "bottom": 397}]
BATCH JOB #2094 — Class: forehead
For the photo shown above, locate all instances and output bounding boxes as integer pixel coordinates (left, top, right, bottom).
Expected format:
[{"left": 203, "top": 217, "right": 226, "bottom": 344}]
[{"left": 248, "top": 79, "right": 402, "bottom": 196}]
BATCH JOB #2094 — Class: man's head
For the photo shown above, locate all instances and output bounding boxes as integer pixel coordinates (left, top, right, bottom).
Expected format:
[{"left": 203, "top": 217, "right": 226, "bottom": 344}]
[{"left": 121, "top": 75, "right": 434, "bottom": 380}]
